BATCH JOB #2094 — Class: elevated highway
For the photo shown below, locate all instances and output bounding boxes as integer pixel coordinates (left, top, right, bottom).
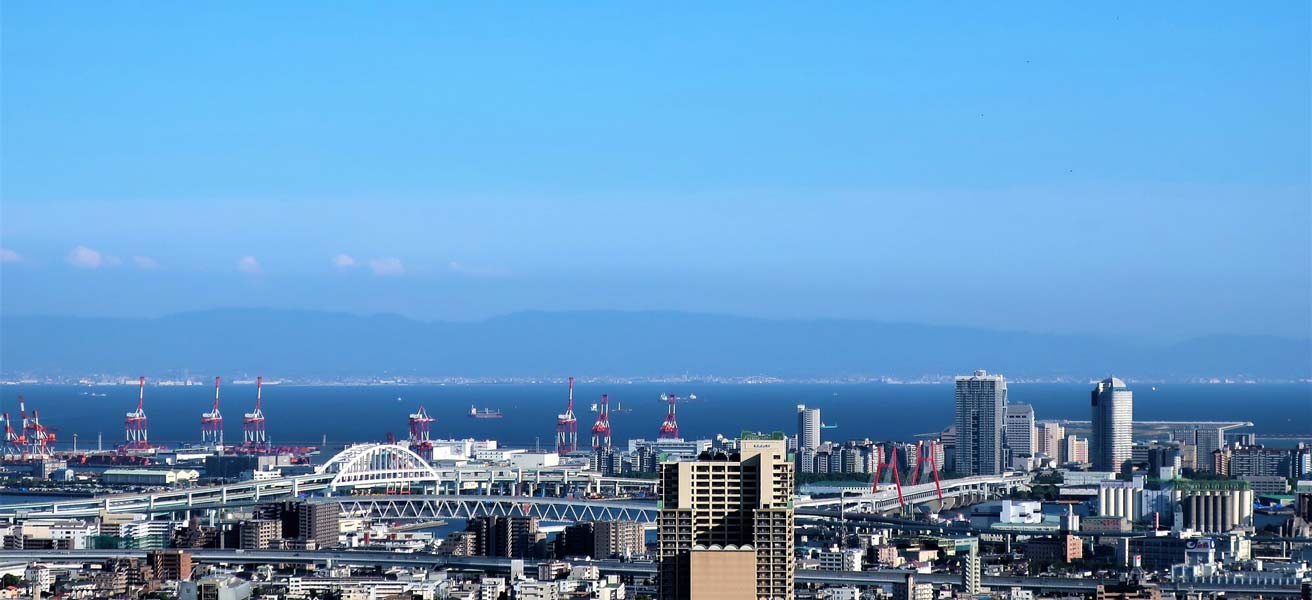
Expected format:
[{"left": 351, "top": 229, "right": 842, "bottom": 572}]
[
  {"left": 0, "top": 444, "right": 1021, "bottom": 521},
  {"left": 0, "top": 444, "right": 656, "bottom": 519},
  {"left": 2, "top": 550, "right": 1300, "bottom": 596},
  {"left": 796, "top": 473, "right": 1031, "bottom": 514}
]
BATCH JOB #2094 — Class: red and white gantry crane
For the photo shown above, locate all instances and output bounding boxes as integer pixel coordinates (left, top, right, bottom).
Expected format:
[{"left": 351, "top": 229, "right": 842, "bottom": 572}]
[
  {"left": 658, "top": 393, "right": 680, "bottom": 439},
  {"left": 555, "top": 377, "right": 578, "bottom": 455},
  {"left": 123, "top": 377, "right": 150, "bottom": 451},
  {"left": 591, "top": 394, "right": 612, "bottom": 451},
  {"left": 243, "top": 376, "right": 268, "bottom": 452},
  {"left": 201, "top": 376, "right": 224, "bottom": 448},
  {"left": 408, "top": 405, "right": 435, "bottom": 460}
]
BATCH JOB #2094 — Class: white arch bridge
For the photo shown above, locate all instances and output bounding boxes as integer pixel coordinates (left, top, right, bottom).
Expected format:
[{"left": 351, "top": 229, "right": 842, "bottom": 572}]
[{"left": 0, "top": 444, "right": 657, "bottom": 519}]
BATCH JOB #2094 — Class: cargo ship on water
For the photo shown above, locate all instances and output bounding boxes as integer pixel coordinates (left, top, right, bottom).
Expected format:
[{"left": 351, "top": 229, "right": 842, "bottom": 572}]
[{"left": 468, "top": 406, "right": 504, "bottom": 419}]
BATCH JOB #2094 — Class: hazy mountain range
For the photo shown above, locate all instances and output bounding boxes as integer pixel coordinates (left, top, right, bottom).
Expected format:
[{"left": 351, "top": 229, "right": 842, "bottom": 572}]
[{"left": 2, "top": 309, "right": 1308, "bottom": 380}]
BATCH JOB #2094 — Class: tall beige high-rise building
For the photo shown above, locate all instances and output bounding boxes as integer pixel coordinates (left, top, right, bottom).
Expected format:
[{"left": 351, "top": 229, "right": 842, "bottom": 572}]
[
  {"left": 1067, "top": 435, "right": 1089, "bottom": 464},
  {"left": 658, "top": 434, "right": 795, "bottom": 600},
  {"left": 961, "top": 546, "right": 981, "bottom": 595},
  {"left": 1039, "top": 422, "right": 1066, "bottom": 462}
]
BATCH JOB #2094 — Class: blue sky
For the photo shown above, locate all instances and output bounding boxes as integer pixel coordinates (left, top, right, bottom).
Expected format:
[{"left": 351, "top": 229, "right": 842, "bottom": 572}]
[{"left": 2, "top": 3, "right": 1309, "bottom": 340}]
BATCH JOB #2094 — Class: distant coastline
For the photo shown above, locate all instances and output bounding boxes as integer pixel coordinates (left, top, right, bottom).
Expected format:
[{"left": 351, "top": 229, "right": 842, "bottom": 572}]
[
  {"left": 4, "top": 309, "right": 1309, "bottom": 381},
  {"left": 3, "top": 375, "right": 1310, "bottom": 386}
]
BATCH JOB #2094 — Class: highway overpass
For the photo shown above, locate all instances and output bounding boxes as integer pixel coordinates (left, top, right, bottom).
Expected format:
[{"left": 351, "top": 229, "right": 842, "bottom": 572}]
[{"left": 1, "top": 550, "right": 1300, "bottom": 596}]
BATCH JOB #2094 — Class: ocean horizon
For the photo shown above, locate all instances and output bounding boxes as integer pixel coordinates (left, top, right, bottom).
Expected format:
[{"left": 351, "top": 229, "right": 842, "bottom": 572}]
[{"left": 2, "top": 383, "right": 1307, "bottom": 452}]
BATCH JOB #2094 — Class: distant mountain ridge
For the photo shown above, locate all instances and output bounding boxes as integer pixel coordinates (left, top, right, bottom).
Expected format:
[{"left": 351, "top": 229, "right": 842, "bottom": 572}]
[{"left": 2, "top": 308, "right": 1308, "bottom": 380}]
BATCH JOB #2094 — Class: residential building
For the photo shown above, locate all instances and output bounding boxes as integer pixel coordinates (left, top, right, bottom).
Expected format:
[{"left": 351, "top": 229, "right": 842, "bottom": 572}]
[
  {"left": 629, "top": 438, "right": 714, "bottom": 472},
  {"left": 591, "top": 446, "right": 623, "bottom": 476},
  {"left": 1025, "top": 533, "right": 1083, "bottom": 564},
  {"left": 1171, "top": 426, "right": 1226, "bottom": 473},
  {"left": 238, "top": 519, "right": 282, "bottom": 550},
  {"left": 478, "top": 577, "right": 507, "bottom": 600},
  {"left": 962, "top": 546, "right": 981, "bottom": 595},
  {"left": 467, "top": 515, "right": 543, "bottom": 558},
  {"left": 121, "top": 519, "right": 177, "bottom": 549},
  {"left": 891, "top": 573, "right": 934, "bottom": 600},
  {"left": 1213, "top": 447, "right": 1234, "bottom": 475},
  {"left": 870, "top": 544, "right": 902, "bottom": 567},
  {"left": 254, "top": 499, "right": 339, "bottom": 549},
  {"left": 955, "top": 370, "right": 1007, "bottom": 476},
  {"left": 657, "top": 433, "right": 794, "bottom": 600},
  {"left": 1129, "top": 534, "right": 1212, "bottom": 571},
  {"left": 813, "top": 545, "right": 862, "bottom": 571},
  {"left": 1091, "top": 377, "right": 1133, "bottom": 472},
  {"left": 148, "top": 549, "right": 192, "bottom": 581},
  {"left": 555, "top": 522, "right": 596, "bottom": 558},
  {"left": 1239, "top": 475, "right": 1289, "bottom": 494},
  {"left": 516, "top": 580, "right": 561, "bottom": 600},
  {"left": 179, "top": 575, "right": 253, "bottom": 600},
  {"left": 1132, "top": 441, "right": 1184, "bottom": 478},
  {"left": 1067, "top": 435, "right": 1089, "bottom": 464},
  {"left": 24, "top": 566, "right": 52, "bottom": 592},
  {"left": 1230, "top": 446, "right": 1299, "bottom": 478},
  {"left": 440, "top": 531, "right": 478, "bottom": 556},
  {"left": 594, "top": 520, "right": 646, "bottom": 558},
  {"left": 1005, "top": 403, "right": 1037, "bottom": 463},
  {"left": 1039, "top": 422, "right": 1066, "bottom": 462}
]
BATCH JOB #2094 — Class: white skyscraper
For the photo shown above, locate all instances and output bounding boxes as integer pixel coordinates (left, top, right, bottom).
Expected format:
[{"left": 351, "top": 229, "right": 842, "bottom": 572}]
[
  {"left": 955, "top": 370, "right": 1007, "bottom": 476},
  {"left": 1005, "top": 403, "right": 1037, "bottom": 461},
  {"left": 797, "top": 405, "right": 821, "bottom": 451},
  {"left": 1091, "top": 377, "right": 1134, "bottom": 472}
]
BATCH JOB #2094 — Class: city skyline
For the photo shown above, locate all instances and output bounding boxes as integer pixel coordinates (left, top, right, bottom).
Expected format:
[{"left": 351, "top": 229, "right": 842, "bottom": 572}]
[{"left": 1, "top": 3, "right": 1309, "bottom": 598}]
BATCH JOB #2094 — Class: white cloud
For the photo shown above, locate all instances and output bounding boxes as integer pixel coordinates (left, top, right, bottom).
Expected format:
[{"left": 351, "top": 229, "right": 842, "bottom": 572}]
[
  {"left": 132, "top": 256, "right": 159, "bottom": 269},
  {"left": 68, "top": 246, "right": 103, "bottom": 268},
  {"left": 237, "top": 255, "right": 261, "bottom": 274},
  {"left": 369, "top": 257, "right": 404, "bottom": 276},
  {"left": 0, "top": 248, "right": 21, "bottom": 263},
  {"left": 333, "top": 254, "right": 357, "bottom": 268}
]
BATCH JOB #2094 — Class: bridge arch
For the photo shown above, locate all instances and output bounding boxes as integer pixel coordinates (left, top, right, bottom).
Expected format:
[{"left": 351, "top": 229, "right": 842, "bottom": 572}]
[{"left": 317, "top": 444, "right": 440, "bottom": 489}]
